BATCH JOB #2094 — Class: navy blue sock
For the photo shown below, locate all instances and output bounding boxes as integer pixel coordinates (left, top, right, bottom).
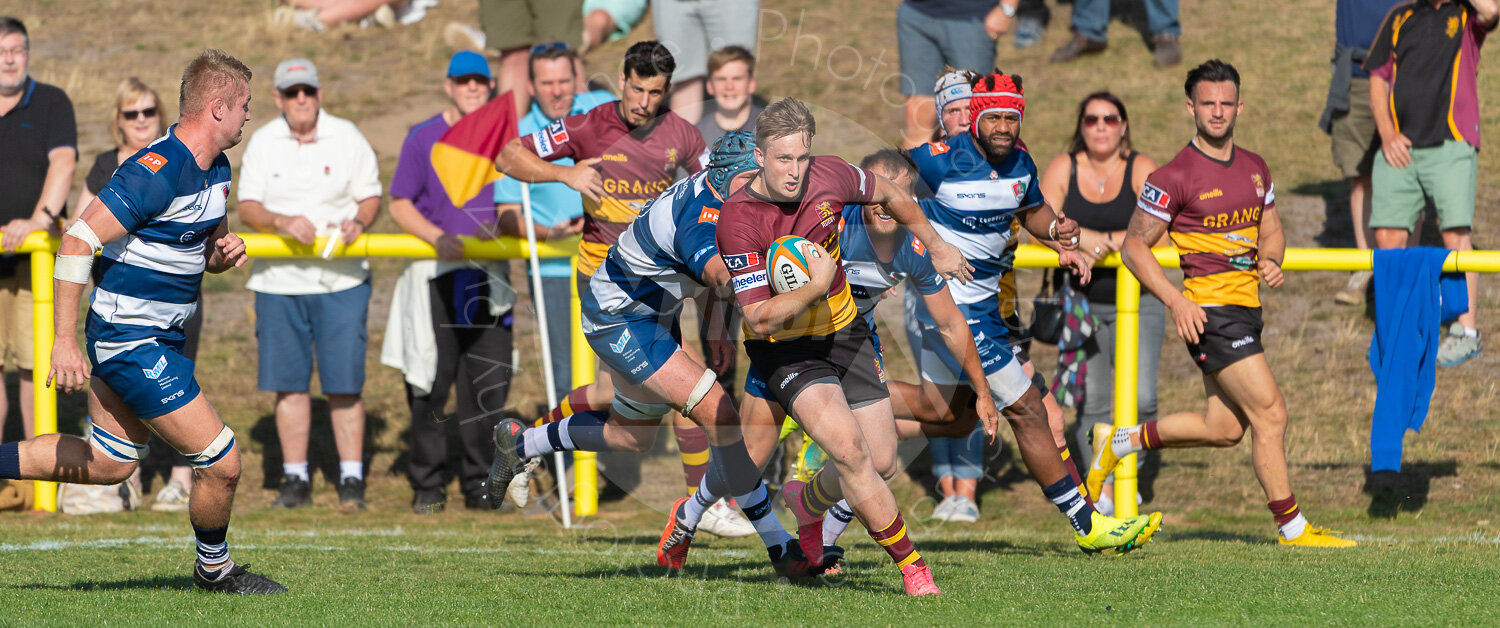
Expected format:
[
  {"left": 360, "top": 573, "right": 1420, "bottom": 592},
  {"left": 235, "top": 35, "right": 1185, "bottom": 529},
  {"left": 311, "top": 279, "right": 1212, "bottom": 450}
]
[
  {"left": 515, "top": 410, "right": 610, "bottom": 458},
  {"left": 706, "top": 440, "right": 759, "bottom": 497},
  {"left": 0, "top": 442, "right": 19, "bottom": 480},
  {"left": 193, "top": 525, "right": 230, "bottom": 571},
  {"left": 1042, "top": 475, "right": 1097, "bottom": 535}
]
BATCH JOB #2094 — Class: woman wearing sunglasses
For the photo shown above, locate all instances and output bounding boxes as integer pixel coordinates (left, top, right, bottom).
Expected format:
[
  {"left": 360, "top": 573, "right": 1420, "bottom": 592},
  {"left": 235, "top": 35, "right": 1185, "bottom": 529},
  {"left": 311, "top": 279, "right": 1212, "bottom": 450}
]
[
  {"left": 69, "top": 78, "right": 198, "bottom": 514},
  {"left": 1038, "top": 91, "right": 1164, "bottom": 515}
]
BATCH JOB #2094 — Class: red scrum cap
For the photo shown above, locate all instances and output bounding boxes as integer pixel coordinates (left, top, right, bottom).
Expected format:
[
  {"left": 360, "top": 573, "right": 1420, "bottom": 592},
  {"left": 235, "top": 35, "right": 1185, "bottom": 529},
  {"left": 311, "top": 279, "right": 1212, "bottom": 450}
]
[{"left": 968, "top": 73, "right": 1025, "bottom": 137}]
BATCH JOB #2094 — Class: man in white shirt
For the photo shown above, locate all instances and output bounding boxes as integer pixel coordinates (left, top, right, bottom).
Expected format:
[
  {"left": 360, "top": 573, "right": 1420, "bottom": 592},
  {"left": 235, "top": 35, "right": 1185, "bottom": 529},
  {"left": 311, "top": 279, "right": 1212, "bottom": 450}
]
[{"left": 236, "top": 58, "right": 381, "bottom": 512}]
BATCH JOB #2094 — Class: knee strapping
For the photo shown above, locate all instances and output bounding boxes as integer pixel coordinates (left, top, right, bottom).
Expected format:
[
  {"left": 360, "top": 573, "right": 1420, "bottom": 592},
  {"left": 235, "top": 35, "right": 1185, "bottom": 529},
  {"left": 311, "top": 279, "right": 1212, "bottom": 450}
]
[
  {"left": 188, "top": 426, "right": 236, "bottom": 469},
  {"left": 88, "top": 424, "right": 149, "bottom": 463},
  {"left": 681, "top": 369, "right": 718, "bottom": 417},
  {"left": 612, "top": 393, "right": 670, "bottom": 422}
]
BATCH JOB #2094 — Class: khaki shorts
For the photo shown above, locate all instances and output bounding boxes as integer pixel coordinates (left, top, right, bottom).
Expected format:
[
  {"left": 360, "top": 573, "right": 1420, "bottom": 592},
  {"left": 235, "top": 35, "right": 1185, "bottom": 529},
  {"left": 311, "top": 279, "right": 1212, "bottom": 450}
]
[
  {"left": 0, "top": 259, "right": 35, "bottom": 371},
  {"left": 1330, "top": 76, "right": 1380, "bottom": 179},
  {"left": 479, "top": 0, "right": 583, "bottom": 52},
  {"left": 1371, "top": 139, "right": 1477, "bottom": 231}
]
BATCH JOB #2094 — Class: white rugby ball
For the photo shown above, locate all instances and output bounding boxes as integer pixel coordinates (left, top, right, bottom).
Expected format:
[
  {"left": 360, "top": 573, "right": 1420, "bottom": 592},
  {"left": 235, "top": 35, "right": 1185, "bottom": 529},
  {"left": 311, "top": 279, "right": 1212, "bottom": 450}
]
[{"left": 768, "top": 235, "right": 814, "bottom": 294}]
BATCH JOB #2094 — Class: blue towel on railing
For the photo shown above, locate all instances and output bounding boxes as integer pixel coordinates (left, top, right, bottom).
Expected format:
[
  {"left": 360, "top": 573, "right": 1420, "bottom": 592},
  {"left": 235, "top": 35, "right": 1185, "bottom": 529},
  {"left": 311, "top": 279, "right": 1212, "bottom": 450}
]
[{"left": 1367, "top": 247, "right": 1467, "bottom": 472}]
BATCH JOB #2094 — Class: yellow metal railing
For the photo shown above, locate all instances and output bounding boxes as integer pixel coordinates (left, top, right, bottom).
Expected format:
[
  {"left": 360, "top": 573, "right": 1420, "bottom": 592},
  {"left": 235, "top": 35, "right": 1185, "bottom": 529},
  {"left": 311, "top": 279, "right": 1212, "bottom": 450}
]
[
  {"left": 22, "top": 233, "right": 1500, "bottom": 518},
  {"left": 1015, "top": 244, "right": 1500, "bottom": 517},
  {"left": 21, "top": 232, "right": 581, "bottom": 513}
]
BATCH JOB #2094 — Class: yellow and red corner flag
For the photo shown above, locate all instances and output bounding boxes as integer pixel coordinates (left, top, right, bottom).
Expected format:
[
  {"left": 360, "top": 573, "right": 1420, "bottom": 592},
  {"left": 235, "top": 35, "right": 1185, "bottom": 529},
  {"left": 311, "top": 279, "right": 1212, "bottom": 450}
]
[{"left": 431, "top": 90, "right": 519, "bottom": 207}]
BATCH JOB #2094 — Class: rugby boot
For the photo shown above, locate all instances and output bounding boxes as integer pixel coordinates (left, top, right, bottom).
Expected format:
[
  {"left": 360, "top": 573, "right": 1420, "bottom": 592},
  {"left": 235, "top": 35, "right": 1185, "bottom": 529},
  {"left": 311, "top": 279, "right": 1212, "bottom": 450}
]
[
  {"left": 899, "top": 562, "right": 941, "bottom": 596},
  {"left": 1279, "top": 525, "right": 1357, "bottom": 548},
  {"left": 193, "top": 562, "right": 288, "bottom": 595},
  {"left": 485, "top": 418, "right": 528, "bottom": 507},
  {"left": 780, "top": 480, "right": 825, "bottom": 567},
  {"left": 768, "top": 540, "right": 822, "bottom": 584},
  {"left": 817, "top": 544, "right": 846, "bottom": 587},
  {"left": 1076, "top": 511, "right": 1163, "bottom": 556},
  {"left": 1085, "top": 423, "right": 1122, "bottom": 501},
  {"left": 698, "top": 498, "right": 756, "bottom": 538},
  {"left": 657, "top": 497, "right": 696, "bottom": 571}
]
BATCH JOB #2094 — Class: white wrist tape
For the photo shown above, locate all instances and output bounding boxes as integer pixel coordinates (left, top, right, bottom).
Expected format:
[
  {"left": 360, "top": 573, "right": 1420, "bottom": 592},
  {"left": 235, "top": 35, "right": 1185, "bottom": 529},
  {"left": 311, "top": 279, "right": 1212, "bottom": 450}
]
[
  {"left": 54, "top": 255, "right": 94, "bottom": 284},
  {"left": 66, "top": 220, "right": 104, "bottom": 254}
]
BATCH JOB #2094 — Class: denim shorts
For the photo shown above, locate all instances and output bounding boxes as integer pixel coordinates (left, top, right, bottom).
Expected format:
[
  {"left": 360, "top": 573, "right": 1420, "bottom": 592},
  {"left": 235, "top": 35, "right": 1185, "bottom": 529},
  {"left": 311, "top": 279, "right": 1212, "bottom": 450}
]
[
  {"left": 255, "top": 282, "right": 371, "bottom": 395},
  {"left": 896, "top": 2, "right": 997, "bottom": 96}
]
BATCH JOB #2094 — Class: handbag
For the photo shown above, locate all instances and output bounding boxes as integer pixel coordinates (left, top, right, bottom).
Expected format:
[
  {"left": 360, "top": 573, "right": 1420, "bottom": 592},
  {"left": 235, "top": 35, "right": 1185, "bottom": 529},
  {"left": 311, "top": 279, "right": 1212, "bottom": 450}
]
[{"left": 1029, "top": 269, "right": 1066, "bottom": 344}]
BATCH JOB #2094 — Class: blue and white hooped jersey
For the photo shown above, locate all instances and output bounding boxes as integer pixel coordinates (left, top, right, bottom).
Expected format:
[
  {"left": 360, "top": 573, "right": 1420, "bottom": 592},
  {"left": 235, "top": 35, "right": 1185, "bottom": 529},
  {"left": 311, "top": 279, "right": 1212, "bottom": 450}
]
[
  {"left": 582, "top": 171, "right": 721, "bottom": 329},
  {"left": 908, "top": 133, "right": 1041, "bottom": 308},
  {"left": 89, "top": 126, "right": 228, "bottom": 362},
  {"left": 838, "top": 204, "right": 945, "bottom": 328}
]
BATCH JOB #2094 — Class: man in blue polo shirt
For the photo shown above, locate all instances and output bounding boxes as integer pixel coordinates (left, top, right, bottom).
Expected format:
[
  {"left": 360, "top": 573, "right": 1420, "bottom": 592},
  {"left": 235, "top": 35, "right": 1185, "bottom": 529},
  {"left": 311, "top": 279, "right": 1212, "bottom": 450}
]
[{"left": 495, "top": 43, "right": 614, "bottom": 406}]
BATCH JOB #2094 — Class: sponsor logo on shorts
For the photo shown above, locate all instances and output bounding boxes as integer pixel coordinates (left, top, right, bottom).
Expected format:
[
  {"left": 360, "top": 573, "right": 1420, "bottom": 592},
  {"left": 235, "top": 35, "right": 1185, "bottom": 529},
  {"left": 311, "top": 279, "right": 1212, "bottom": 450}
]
[
  {"left": 160, "top": 389, "right": 185, "bottom": 405},
  {"left": 1231, "top": 335, "right": 1256, "bottom": 349},
  {"left": 874, "top": 357, "right": 887, "bottom": 384},
  {"left": 137, "top": 152, "right": 167, "bottom": 173},
  {"left": 630, "top": 361, "right": 648, "bottom": 375},
  {"left": 733, "top": 270, "right": 768, "bottom": 293},
  {"left": 780, "top": 371, "right": 799, "bottom": 389},
  {"left": 610, "top": 329, "right": 632, "bottom": 354},
  {"left": 724, "top": 252, "right": 760, "bottom": 271},
  {"left": 142, "top": 355, "right": 168, "bottom": 380}
]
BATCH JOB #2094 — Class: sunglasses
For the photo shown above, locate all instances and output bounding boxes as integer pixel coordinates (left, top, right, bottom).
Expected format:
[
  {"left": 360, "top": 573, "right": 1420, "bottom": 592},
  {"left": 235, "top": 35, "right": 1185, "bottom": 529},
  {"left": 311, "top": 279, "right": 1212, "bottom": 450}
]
[
  {"left": 120, "top": 107, "right": 158, "bottom": 121},
  {"left": 449, "top": 74, "right": 491, "bottom": 86},
  {"left": 280, "top": 85, "right": 319, "bottom": 99},
  {"left": 530, "top": 41, "right": 569, "bottom": 55},
  {"left": 1084, "top": 114, "right": 1122, "bottom": 127}
]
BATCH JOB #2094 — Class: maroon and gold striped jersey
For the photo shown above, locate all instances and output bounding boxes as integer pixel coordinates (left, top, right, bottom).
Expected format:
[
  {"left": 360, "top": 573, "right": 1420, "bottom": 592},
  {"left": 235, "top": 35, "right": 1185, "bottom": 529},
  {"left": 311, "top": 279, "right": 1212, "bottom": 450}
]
[{"left": 1136, "top": 142, "right": 1275, "bottom": 308}]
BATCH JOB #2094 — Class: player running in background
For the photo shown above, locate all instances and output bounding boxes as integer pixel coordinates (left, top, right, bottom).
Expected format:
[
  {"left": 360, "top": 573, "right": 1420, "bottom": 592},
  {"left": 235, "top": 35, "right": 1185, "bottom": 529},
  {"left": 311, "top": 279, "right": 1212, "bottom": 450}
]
[
  {"left": 488, "top": 133, "right": 820, "bottom": 579},
  {"left": 905, "top": 72, "right": 1162, "bottom": 555},
  {"left": 716, "top": 97, "right": 977, "bottom": 596},
  {"left": 493, "top": 40, "right": 745, "bottom": 533},
  {"left": 1106, "top": 59, "right": 1356, "bottom": 548},
  {"left": 0, "top": 50, "right": 283, "bottom": 594}
]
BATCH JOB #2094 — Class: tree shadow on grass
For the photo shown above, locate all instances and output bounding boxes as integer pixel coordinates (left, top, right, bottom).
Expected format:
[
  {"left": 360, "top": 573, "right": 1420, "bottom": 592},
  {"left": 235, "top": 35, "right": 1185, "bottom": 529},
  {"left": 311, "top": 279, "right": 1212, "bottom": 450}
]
[
  {"left": 16, "top": 575, "right": 195, "bottom": 591},
  {"left": 1362, "top": 460, "right": 1457, "bottom": 519}
]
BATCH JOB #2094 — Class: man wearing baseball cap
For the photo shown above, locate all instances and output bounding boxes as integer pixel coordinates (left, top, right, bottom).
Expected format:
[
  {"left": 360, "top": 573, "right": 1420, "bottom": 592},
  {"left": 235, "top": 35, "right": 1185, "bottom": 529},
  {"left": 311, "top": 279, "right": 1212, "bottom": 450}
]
[
  {"left": 386, "top": 51, "right": 517, "bottom": 513},
  {"left": 236, "top": 57, "right": 382, "bottom": 512}
]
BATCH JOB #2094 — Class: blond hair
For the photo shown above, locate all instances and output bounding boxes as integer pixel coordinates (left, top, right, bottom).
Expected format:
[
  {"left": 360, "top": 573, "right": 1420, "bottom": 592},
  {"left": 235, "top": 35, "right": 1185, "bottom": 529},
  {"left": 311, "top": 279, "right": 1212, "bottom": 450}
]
[
  {"left": 178, "top": 49, "right": 252, "bottom": 120},
  {"left": 755, "top": 97, "right": 815, "bottom": 148},
  {"left": 110, "top": 77, "right": 166, "bottom": 149},
  {"left": 707, "top": 45, "right": 755, "bottom": 78}
]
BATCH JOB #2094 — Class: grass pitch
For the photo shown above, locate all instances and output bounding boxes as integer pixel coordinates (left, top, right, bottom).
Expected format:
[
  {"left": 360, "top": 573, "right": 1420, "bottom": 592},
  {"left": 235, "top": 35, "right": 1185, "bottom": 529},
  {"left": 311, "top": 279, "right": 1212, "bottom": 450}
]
[{"left": 2, "top": 500, "right": 1498, "bottom": 625}]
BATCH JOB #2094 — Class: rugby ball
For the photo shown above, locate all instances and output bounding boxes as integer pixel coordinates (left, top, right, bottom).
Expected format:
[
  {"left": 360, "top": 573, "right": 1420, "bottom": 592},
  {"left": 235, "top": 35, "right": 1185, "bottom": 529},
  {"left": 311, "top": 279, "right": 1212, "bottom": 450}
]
[{"left": 768, "top": 236, "right": 814, "bottom": 294}]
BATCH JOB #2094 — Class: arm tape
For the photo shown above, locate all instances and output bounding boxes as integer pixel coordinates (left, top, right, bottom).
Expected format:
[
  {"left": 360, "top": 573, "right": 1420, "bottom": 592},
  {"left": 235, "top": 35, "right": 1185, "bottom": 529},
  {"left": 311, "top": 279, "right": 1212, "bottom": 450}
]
[
  {"left": 54, "top": 254, "right": 94, "bottom": 284},
  {"left": 66, "top": 220, "right": 104, "bottom": 254}
]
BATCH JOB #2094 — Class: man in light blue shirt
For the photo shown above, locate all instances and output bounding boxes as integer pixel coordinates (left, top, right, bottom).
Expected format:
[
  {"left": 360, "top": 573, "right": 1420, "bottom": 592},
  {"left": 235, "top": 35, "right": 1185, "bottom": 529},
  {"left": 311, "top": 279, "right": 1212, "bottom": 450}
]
[{"left": 496, "top": 43, "right": 615, "bottom": 404}]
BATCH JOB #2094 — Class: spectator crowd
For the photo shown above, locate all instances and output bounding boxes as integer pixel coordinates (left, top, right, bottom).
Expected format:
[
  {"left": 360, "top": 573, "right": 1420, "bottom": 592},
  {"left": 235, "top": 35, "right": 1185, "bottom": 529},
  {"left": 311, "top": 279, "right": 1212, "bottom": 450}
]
[{"left": 0, "top": 0, "right": 1493, "bottom": 517}]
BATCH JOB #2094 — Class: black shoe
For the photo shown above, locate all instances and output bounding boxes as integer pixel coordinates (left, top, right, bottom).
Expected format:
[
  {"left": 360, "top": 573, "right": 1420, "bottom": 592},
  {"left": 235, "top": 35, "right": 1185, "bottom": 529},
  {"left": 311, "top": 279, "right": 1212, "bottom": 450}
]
[
  {"left": 337, "top": 477, "right": 366, "bottom": 512},
  {"left": 465, "top": 492, "right": 499, "bottom": 510},
  {"left": 193, "top": 562, "right": 288, "bottom": 595},
  {"left": 412, "top": 489, "right": 446, "bottom": 514},
  {"left": 486, "top": 418, "right": 527, "bottom": 507},
  {"left": 1151, "top": 33, "right": 1182, "bottom": 67},
  {"left": 273, "top": 476, "right": 311, "bottom": 509},
  {"left": 768, "top": 541, "right": 826, "bottom": 584},
  {"left": 1049, "top": 34, "right": 1108, "bottom": 63}
]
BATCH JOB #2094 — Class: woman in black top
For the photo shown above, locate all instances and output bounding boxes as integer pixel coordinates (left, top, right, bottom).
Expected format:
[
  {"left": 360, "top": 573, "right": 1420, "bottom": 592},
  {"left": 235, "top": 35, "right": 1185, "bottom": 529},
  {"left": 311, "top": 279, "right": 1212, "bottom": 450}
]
[
  {"left": 1038, "top": 92, "right": 1165, "bottom": 515},
  {"left": 70, "top": 78, "right": 199, "bottom": 514},
  {"left": 74, "top": 78, "right": 166, "bottom": 221}
]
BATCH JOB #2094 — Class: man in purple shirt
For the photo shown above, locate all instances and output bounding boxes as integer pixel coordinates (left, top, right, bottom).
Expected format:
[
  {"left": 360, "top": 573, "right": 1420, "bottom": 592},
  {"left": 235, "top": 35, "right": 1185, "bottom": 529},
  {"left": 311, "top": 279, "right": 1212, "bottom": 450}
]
[{"left": 387, "top": 51, "right": 515, "bottom": 513}]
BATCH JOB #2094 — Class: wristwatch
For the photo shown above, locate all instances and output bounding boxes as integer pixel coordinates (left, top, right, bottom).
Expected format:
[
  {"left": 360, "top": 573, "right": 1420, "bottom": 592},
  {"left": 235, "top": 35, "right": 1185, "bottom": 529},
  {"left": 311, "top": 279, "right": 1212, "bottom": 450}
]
[{"left": 999, "top": 2, "right": 1016, "bottom": 17}]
